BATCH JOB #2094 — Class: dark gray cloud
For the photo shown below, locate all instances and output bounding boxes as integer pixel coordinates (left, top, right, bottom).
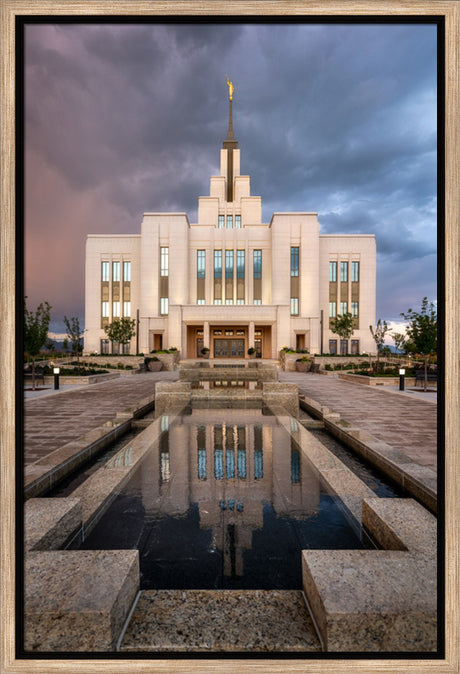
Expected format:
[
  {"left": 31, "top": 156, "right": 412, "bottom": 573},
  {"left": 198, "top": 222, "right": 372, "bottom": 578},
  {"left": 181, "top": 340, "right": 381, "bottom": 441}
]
[{"left": 24, "top": 21, "right": 437, "bottom": 333}]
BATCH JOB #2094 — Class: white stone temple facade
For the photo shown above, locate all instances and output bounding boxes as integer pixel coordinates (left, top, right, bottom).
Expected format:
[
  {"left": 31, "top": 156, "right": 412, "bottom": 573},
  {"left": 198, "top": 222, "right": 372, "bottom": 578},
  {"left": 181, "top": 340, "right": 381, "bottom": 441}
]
[{"left": 84, "top": 90, "right": 376, "bottom": 359}]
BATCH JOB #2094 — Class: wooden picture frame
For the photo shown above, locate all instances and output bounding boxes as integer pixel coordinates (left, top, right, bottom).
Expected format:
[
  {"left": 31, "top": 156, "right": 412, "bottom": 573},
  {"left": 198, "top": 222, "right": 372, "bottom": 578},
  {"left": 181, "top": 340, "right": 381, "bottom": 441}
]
[{"left": 1, "top": 2, "right": 458, "bottom": 672}]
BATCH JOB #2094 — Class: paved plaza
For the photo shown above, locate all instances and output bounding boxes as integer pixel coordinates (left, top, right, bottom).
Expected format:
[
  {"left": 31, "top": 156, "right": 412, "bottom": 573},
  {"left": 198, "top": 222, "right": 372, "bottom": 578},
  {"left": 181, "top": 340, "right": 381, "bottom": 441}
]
[
  {"left": 24, "top": 369, "right": 437, "bottom": 473},
  {"left": 279, "top": 371, "right": 437, "bottom": 473},
  {"left": 23, "top": 372, "right": 177, "bottom": 466}
]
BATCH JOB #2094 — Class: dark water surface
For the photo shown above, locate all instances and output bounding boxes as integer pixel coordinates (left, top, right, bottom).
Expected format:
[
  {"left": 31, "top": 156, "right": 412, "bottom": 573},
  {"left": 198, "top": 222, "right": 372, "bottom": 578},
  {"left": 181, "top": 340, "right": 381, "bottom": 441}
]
[{"left": 80, "top": 409, "right": 366, "bottom": 590}]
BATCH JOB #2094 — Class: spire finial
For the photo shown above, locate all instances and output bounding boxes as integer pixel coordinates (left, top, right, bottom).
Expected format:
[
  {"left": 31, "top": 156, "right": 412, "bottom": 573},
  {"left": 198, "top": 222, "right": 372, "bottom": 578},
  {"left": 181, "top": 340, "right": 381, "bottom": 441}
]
[{"left": 226, "top": 75, "right": 234, "bottom": 101}]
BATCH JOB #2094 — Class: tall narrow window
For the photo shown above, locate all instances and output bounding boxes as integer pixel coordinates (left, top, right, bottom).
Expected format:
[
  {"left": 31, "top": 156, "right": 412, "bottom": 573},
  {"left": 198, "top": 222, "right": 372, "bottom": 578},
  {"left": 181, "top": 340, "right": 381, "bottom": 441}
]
[
  {"left": 225, "top": 250, "right": 234, "bottom": 278},
  {"left": 197, "top": 250, "right": 206, "bottom": 278},
  {"left": 123, "top": 261, "right": 131, "bottom": 282},
  {"left": 218, "top": 215, "right": 225, "bottom": 229},
  {"left": 214, "top": 250, "right": 222, "bottom": 278},
  {"left": 197, "top": 249, "right": 206, "bottom": 305},
  {"left": 112, "top": 261, "right": 120, "bottom": 282},
  {"left": 253, "top": 249, "right": 262, "bottom": 305},
  {"left": 329, "top": 261, "right": 337, "bottom": 282},
  {"left": 329, "top": 302, "right": 337, "bottom": 318},
  {"left": 340, "top": 261, "right": 348, "bottom": 282},
  {"left": 214, "top": 250, "right": 222, "bottom": 304},
  {"left": 102, "top": 262, "right": 110, "bottom": 282},
  {"left": 225, "top": 249, "right": 234, "bottom": 304},
  {"left": 352, "top": 261, "right": 359, "bottom": 282},
  {"left": 123, "top": 301, "right": 131, "bottom": 317},
  {"left": 160, "top": 247, "right": 169, "bottom": 276},
  {"left": 351, "top": 301, "right": 359, "bottom": 317},
  {"left": 291, "top": 247, "right": 299, "bottom": 276},
  {"left": 235, "top": 215, "right": 241, "bottom": 228},
  {"left": 340, "top": 301, "right": 348, "bottom": 315},
  {"left": 102, "top": 301, "right": 109, "bottom": 318},
  {"left": 236, "top": 249, "right": 245, "bottom": 304},
  {"left": 112, "top": 301, "right": 120, "bottom": 317},
  {"left": 159, "top": 247, "right": 169, "bottom": 315},
  {"left": 226, "top": 215, "right": 233, "bottom": 229},
  {"left": 290, "top": 298, "right": 299, "bottom": 315},
  {"left": 237, "top": 250, "right": 245, "bottom": 278},
  {"left": 253, "top": 250, "right": 262, "bottom": 278},
  {"left": 291, "top": 247, "right": 299, "bottom": 315}
]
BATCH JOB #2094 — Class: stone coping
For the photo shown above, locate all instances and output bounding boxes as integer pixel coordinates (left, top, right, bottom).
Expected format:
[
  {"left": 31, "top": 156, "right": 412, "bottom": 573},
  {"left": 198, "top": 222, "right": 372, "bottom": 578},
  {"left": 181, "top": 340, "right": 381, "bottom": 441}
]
[
  {"left": 178, "top": 366, "right": 277, "bottom": 381},
  {"left": 24, "top": 550, "right": 139, "bottom": 652},
  {"left": 121, "top": 590, "right": 321, "bottom": 652},
  {"left": 268, "top": 404, "right": 376, "bottom": 536},
  {"left": 302, "top": 498, "right": 437, "bottom": 652},
  {"left": 24, "top": 392, "right": 156, "bottom": 499},
  {"left": 299, "top": 396, "right": 437, "bottom": 514}
]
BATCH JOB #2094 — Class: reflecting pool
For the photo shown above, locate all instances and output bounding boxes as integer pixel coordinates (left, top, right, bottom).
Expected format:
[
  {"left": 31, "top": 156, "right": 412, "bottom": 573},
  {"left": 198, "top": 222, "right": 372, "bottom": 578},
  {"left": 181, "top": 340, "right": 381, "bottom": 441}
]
[{"left": 80, "top": 409, "right": 364, "bottom": 589}]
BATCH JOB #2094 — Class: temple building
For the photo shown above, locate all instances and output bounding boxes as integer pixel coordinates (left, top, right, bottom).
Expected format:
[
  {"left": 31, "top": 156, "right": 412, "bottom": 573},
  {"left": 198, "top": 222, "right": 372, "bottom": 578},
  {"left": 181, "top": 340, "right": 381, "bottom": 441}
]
[{"left": 84, "top": 83, "right": 376, "bottom": 358}]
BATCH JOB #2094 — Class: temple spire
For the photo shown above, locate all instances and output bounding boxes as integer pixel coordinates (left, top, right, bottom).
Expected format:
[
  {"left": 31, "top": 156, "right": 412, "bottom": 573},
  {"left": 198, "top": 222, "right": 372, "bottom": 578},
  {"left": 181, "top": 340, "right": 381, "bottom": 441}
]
[{"left": 223, "top": 77, "right": 238, "bottom": 202}]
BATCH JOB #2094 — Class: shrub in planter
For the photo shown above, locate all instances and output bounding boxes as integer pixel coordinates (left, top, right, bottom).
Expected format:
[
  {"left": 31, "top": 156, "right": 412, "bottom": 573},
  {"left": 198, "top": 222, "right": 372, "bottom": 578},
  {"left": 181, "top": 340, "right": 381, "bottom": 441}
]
[
  {"left": 247, "top": 347, "right": 256, "bottom": 358},
  {"left": 201, "top": 347, "right": 210, "bottom": 359},
  {"left": 295, "top": 356, "right": 311, "bottom": 372},
  {"left": 144, "top": 356, "right": 163, "bottom": 372}
]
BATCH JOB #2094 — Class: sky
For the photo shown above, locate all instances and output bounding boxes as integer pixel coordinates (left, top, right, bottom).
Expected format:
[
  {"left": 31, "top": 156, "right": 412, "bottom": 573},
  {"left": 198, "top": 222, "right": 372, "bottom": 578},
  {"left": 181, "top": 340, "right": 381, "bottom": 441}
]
[{"left": 24, "top": 20, "right": 438, "bottom": 339}]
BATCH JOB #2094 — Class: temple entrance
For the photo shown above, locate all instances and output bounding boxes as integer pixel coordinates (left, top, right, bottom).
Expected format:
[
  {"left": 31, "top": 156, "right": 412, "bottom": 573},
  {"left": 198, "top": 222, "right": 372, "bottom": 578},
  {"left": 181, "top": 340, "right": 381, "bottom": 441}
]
[
  {"left": 186, "top": 325, "right": 272, "bottom": 358},
  {"left": 214, "top": 339, "right": 245, "bottom": 358},
  {"left": 212, "top": 327, "right": 247, "bottom": 358}
]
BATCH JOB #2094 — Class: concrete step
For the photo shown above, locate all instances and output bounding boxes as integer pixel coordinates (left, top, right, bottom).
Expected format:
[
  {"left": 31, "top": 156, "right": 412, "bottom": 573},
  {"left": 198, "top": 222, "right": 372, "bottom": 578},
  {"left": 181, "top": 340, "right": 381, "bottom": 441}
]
[{"left": 120, "top": 589, "right": 322, "bottom": 652}]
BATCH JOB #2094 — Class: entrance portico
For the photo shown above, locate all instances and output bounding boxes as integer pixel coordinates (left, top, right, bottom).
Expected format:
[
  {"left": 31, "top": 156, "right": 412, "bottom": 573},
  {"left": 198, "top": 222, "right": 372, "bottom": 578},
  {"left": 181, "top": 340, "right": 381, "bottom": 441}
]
[{"left": 186, "top": 321, "right": 273, "bottom": 359}]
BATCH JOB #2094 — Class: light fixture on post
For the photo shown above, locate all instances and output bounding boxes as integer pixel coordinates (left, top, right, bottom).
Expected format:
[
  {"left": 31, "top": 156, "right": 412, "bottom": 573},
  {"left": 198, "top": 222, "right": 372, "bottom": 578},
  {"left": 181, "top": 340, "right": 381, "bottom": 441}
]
[
  {"left": 53, "top": 367, "right": 60, "bottom": 390},
  {"left": 399, "top": 368, "right": 405, "bottom": 391}
]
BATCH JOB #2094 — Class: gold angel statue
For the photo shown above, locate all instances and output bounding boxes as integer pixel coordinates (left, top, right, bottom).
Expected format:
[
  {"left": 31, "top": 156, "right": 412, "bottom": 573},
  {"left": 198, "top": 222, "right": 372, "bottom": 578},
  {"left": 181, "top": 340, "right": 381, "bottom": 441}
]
[{"left": 226, "top": 76, "right": 234, "bottom": 101}]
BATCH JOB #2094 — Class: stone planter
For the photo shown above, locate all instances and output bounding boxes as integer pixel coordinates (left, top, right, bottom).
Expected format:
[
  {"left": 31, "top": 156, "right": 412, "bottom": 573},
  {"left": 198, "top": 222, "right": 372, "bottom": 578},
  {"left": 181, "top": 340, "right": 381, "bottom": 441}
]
[
  {"left": 201, "top": 351, "right": 210, "bottom": 359},
  {"left": 295, "top": 361, "right": 311, "bottom": 373},
  {"left": 146, "top": 360, "right": 162, "bottom": 372}
]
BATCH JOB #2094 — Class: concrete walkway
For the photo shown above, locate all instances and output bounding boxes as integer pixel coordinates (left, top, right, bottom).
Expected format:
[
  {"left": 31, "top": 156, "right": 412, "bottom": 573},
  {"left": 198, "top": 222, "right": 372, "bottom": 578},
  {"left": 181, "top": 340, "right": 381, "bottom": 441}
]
[
  {"left": 24, "top": 372, "right": 178, "bottom": 466},
  {"left": 279, "top": 372, "right": 437, "bottom": 473}
]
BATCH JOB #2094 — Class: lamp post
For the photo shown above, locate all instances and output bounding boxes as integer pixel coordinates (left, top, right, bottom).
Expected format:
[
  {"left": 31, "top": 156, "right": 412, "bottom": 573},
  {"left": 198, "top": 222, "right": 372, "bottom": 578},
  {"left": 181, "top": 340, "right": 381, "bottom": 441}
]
[
  {"left": 53, "top": 367, "right": 60, "bottom": 390},
  {"left": 399, "top": 368, "right": 405, "bottom": 391}
]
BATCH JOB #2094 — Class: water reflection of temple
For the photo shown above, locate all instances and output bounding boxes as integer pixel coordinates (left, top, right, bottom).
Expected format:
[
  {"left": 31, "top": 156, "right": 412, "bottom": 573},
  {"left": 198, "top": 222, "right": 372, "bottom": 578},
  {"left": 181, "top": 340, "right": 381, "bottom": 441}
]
[{"left": 131, "top": 410, "right": 320, "bottom": 582}]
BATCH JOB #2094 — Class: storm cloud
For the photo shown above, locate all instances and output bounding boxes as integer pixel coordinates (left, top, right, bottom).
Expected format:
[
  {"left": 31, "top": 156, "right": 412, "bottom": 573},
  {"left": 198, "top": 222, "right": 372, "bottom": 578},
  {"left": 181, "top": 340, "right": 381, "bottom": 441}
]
[{"left": 24, "top": 21, "right": 437, "bottom": 334}]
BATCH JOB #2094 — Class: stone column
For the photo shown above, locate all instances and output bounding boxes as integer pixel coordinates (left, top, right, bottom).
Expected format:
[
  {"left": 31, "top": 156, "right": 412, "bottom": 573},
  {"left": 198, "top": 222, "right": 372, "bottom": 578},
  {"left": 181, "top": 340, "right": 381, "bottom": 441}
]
[
  {"left": 204, "top": 321, "right": 210, "bottom": 349},
  {"left": 248, "top": 321, "right": 255, "bottom": 353}
]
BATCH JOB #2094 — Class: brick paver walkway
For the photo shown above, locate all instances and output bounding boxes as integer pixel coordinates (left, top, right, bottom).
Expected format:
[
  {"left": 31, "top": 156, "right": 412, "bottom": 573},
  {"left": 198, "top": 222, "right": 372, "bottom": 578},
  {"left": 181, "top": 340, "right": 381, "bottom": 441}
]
[
  {"left": 279, "top": 372, "right": 437, "bottom": 473},
  {"left": 23, "top": 372, "right": 178, "bottom": 466},
  {"left": 24, "top": 370, "right": 437, "bottom": 474}
]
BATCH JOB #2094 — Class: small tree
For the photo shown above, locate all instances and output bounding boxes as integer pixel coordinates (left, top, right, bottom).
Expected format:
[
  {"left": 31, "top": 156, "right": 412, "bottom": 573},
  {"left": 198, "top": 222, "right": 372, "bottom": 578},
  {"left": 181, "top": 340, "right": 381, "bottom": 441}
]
[
  {"left": 330, "top": 312, "right": 354, "bottom": 364},
  {"left": 104, "top": 317, "right": 136, "bottom": 354},
  {"left": 401, "top": 297, "right": 437, "bottom": 391},
  {"left": 369, "top": 319, "right": 390, "bottom": 373},
  {"left": 392, "top": 332, "right": 407, "bottom": 355},
  {"left": 63, "top": 315, "right": 84, "bottom": 362},
  {"left": 24, "top": 298, "right": 52, "bottom": 390}
]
